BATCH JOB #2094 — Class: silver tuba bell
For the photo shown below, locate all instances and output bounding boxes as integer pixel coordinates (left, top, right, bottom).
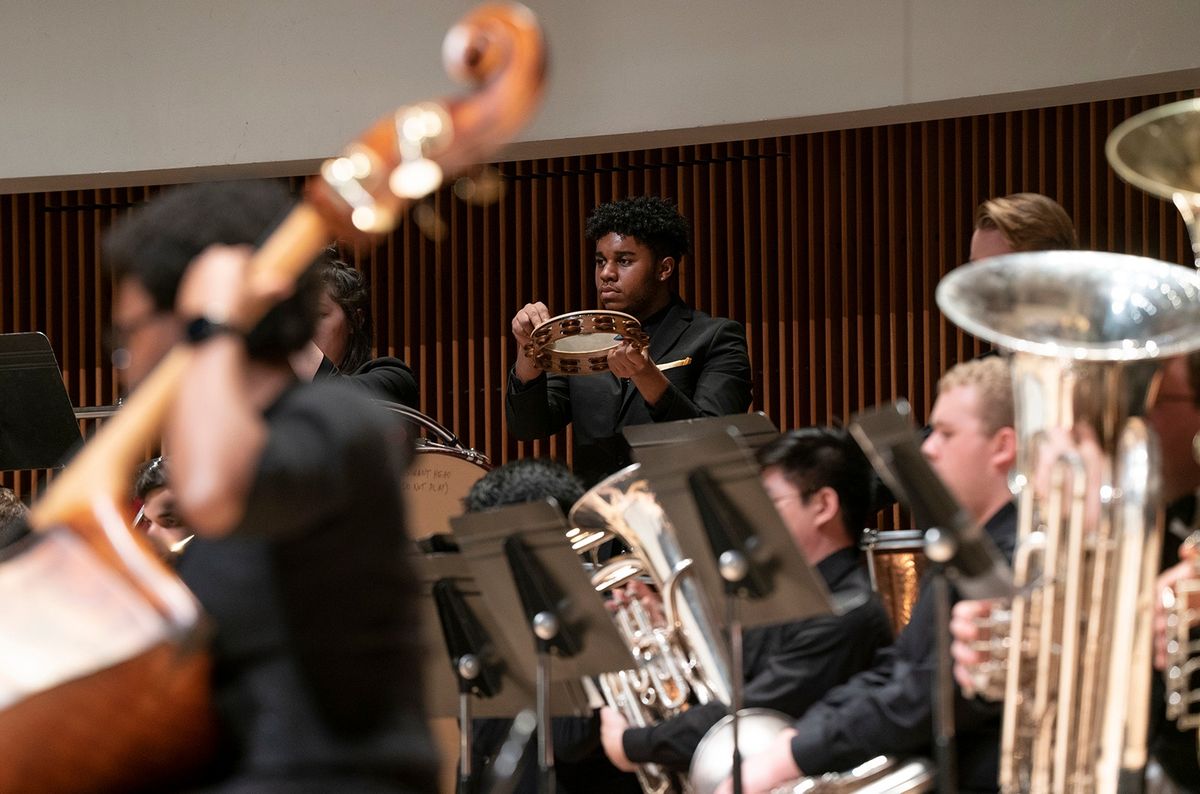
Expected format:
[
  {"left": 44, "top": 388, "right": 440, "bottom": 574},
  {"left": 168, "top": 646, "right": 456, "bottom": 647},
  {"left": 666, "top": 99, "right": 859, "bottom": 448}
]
[{"left": 937, "top": 250, "right": 1200, "bottom": 792}]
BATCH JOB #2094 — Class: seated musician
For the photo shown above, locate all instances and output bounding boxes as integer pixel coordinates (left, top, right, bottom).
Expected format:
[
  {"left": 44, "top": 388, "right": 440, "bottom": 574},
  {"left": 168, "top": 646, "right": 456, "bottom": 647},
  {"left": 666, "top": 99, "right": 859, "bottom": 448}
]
[
  {"left": 103, "top": 179, "right": 437, "bottom": 793},
  {"left": 132, "top": 456, "right": 192, "bottom": 561},
  {"left": 463, "top": 457, "right": 643, "bottom": 794},
  {"left": 952, "top": 353, "right": 1200, "bottom": 789},
  {"left": 728, "top": 357, "right": 1019, "bottom": 794},
  {"left": 599, "top": 427, "right": 894, "bottom": 775},
  {"left": 289, "top": 257, "right": 419, "bottom": 406},
  {"left": 506, "top": 196, "right": 753, "bottom": 486}
]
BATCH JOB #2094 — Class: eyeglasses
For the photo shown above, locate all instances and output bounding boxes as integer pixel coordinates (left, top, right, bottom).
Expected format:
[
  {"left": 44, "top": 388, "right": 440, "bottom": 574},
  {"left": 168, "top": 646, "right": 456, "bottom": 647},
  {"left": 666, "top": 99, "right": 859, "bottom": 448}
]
[{"left": 106, "top": 310, "right": 168, "bottom": 368}]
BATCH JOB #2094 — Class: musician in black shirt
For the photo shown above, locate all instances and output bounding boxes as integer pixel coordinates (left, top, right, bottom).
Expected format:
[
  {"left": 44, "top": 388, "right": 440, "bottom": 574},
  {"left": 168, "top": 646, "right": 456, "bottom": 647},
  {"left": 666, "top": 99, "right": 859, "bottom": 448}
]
[
  {"left": 600, "top": 427, "right": 893, "bottom": 774},
  {"left": 104, "top": 179, "right": 436, "bottom": 793}
]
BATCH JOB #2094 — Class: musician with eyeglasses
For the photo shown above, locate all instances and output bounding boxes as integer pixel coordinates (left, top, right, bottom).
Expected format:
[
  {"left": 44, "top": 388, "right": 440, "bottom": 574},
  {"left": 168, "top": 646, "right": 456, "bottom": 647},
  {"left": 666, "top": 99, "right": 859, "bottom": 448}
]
[
  {"left": 103, "top": 179, "right": 438, "bottom": 793},
  {"left": 724, "top": 358, "right": 1019, "bottom": 794},
  {"left": 598, "top": 427, "right": 893, "bottom": 777},
  {"left": 505, "top": 196, "right": 753, "bottom": 486}
]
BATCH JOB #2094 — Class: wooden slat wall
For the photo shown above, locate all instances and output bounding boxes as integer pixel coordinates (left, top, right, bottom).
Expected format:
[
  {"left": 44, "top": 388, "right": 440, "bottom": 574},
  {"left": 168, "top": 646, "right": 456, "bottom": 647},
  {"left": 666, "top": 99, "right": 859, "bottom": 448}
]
[{"left": 2, "top": 90, "right": 1196, "bottom": 525}]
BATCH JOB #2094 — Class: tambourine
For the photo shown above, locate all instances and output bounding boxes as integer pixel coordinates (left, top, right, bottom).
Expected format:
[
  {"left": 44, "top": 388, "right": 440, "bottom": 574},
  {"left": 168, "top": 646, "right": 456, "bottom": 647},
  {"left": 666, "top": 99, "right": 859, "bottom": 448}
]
[{"left": 524, "top": 310, "right": 650, "bottom": 375}]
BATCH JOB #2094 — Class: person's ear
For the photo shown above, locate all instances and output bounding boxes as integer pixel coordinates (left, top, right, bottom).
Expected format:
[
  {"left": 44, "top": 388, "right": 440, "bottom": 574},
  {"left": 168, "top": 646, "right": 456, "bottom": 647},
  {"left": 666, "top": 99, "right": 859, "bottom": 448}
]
[
  {"left": 657, "top": 256, "right": 675, "bottom": 282},
  {"left": 991, "top": 426, "right": 1017, "bottom": 472},
  {"left": 812, "top": 486, "right": 840, "bottom": 526}
]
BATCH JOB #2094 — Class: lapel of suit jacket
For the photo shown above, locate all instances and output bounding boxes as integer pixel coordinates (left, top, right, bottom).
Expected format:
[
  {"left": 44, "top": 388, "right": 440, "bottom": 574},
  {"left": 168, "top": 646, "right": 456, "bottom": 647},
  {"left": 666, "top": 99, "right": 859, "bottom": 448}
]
[{"left": 616, "top": 298, "right": 693, "bottom": 422}]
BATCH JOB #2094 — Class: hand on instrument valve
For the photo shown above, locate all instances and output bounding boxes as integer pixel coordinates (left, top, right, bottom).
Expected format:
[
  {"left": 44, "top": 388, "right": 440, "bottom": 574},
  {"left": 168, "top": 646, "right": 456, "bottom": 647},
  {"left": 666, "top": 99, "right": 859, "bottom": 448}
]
[
  {"left": 950, "top": 598, "right": 1007, "bottom": 700},
  {"left": 608, "top": 341, "right": 669, "bottom": 407},
  {"left": 599, "top": 706, "right": 637, "bottom": 773},
  {"left": 1155, "top": 538, "right": 1200, "bottom": 671},
  {"left": 606, "top": 579, "right": 667, "bottom": 627},
  {"left": 712, "top": 726, "right": 800, "bottom": 794},
  {"left": 511, "top": 301, "right": 551, "bottom": 383}
]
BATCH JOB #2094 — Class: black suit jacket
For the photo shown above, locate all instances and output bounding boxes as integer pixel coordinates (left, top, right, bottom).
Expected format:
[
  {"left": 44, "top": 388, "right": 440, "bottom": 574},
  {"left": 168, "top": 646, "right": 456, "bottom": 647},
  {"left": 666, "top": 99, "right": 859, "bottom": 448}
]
[{"left": 505, "top": 297, "right": 753, "bottom": 485}]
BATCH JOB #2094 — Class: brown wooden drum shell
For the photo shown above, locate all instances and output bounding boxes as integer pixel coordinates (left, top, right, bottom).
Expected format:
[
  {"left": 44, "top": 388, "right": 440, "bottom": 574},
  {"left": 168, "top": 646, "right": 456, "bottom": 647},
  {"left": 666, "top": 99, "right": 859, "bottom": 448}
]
[{"left": 862, "top": 530, "right": 930, "bottom": 634}]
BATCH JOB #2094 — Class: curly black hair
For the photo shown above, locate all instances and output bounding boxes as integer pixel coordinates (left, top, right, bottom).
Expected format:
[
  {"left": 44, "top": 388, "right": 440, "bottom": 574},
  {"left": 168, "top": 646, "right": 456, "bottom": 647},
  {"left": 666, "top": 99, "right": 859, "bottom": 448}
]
[
  {"left": 103, "top": 179, "right": 323, "bottom": 362},
  {"left": 584, "top": 196, "right": 690, "bottom": 264},
  {"left": 465, "top": 458, "right": 584, "bottom": 514},
  {"left": 319, "top": 259, "right": 374, "bottom": 373}
]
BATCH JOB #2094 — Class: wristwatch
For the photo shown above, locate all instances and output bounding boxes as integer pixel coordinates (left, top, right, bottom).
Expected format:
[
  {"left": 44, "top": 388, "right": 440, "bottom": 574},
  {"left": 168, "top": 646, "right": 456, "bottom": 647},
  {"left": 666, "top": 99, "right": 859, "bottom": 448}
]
[{"left": 184, "top": 316, "right": 241, "bottom": 345}]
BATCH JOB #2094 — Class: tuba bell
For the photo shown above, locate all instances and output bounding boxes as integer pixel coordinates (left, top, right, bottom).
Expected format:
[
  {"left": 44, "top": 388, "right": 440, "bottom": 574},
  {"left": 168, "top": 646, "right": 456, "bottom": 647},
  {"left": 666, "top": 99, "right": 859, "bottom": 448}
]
[
  {"left": 1107, "top": 97, "right": 1200, "bottom": 269},
  {"left": 937, "top": 249, "right": 1200, "bottom": 792}
]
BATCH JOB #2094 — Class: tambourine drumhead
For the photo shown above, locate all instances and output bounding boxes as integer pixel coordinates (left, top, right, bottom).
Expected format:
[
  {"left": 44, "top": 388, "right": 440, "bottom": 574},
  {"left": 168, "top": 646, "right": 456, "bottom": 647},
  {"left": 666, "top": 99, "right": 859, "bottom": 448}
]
[
  {"left": 402, "top": 444, "right": 490, "bottom": 539},
  {"left": 524, "top": 310, "right": 650, "bottom": 375}
]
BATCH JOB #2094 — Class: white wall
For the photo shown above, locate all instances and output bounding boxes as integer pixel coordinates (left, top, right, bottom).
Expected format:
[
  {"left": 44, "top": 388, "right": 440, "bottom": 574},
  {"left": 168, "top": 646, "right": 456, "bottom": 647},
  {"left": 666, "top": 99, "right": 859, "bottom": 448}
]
[{"left": 1, "top": 0, "right": 1197, "bottom": 192}]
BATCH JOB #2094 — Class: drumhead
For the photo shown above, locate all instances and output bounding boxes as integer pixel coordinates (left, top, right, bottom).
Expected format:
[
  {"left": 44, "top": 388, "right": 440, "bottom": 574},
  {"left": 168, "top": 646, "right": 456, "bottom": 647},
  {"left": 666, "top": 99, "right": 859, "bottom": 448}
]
[
  {"left": 525, "top": 310, "right": 649, "bottom": 375},
  {"left": 403, "top": 444, "right": 490, "bottom": 539}
]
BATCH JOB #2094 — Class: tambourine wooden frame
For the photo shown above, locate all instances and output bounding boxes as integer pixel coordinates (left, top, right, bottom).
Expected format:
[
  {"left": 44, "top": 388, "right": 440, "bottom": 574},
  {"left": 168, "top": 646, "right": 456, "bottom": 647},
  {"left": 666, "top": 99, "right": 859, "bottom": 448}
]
[{"left": 523, "top": 310, "right": 650, "bottom": 375}]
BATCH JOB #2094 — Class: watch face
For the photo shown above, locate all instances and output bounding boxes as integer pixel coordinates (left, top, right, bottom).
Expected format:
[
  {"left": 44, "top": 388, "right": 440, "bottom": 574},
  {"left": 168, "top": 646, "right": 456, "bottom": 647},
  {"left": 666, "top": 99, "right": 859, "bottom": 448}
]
[{"left": 185, "top": 317, "right": 234, "bottom": 344}]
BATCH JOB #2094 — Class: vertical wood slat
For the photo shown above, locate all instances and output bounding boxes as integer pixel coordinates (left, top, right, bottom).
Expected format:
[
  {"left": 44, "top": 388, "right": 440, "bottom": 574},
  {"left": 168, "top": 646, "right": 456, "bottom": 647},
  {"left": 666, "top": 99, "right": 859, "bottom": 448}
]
[{"left": 2, "top": 89, "right": 1197, "bottom": 529}]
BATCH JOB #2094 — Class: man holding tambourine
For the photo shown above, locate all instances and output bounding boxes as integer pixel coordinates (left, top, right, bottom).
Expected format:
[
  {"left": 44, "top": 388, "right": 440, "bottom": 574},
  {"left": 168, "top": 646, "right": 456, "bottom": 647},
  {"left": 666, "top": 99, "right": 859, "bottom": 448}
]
[{"left": 505, "top": 195, "right": 753, "bottom": 486}]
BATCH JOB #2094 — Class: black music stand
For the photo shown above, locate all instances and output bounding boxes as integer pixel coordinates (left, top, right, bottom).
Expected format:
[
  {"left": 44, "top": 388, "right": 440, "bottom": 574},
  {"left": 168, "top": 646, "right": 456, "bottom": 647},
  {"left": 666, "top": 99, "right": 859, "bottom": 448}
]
[
  {"left": 849, "top": 400, "right": 1014, "bottom": 794},
  {"left": 0, "top": 333, "right": 81, "bottom": 471},
  {"left": 451, "top": 501, "right": 630, "bottom": 794},
  {"left": 623, "top": 411, "right": 779, "bottom": 453},
  {"left": 413, "top": 552, "right": 558, "bottom": 794}
]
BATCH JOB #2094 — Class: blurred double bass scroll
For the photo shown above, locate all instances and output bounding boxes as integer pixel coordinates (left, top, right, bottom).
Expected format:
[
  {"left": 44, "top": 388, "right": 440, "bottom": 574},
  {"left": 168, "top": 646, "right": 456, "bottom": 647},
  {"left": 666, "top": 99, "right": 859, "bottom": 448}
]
[{"left": 0, "top": 5, "right": 547, "bottom": 793}]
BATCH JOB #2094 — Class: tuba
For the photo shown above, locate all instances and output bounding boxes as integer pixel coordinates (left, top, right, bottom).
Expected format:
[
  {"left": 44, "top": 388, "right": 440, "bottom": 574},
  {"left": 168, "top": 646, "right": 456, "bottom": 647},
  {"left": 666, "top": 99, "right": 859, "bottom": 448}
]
[
  {"left": 1109, "top": 97, "right": 1200, "bottom": 750},
  {"left": 937, "top": 250, "right": 1200, "bottom": 792},
  {"left": 569, "top": 463, "right": 735, "bottom": 794}
]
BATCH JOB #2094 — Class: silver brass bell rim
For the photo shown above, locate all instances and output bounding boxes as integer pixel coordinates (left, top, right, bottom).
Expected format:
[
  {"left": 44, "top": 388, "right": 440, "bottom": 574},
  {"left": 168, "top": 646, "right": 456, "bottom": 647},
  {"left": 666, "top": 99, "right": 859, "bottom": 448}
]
[
  {"left": 936, "top": 250, "right": 1200, "bottom": 362},
  {"left": 567, "top": 461, "right": 643, "bottom": 530},
  {"left": 1106, "top": 97, "right": 1200, "bottom": 201}
]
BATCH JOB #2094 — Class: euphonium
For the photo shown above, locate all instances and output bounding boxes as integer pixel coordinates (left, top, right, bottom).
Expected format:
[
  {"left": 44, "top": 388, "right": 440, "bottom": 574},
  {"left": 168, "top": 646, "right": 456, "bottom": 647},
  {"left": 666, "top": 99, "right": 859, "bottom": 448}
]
[
  {"left": 569, "top": 463, "right": 735, "bottom": 794},
  {"left": 937, "top": 250, "right": 1200, "bottom": 793}
]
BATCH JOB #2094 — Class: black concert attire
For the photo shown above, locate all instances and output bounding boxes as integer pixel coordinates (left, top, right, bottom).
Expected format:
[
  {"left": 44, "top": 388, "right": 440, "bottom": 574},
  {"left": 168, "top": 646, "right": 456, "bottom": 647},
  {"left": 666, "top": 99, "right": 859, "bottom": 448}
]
[
  {"left": 177, "top": 379, "right": 436, "bottom": 793},
  {"left": 315, "top": 355, "right": 419, "bottom": 408},
  {"left": 787, "top": 502, "right": 1018, "bottom": 794},
  {"left": 1151, "top": 495, "right": 1200, "bottom": 790},
  {"left": 506, "top": 296, "right": 753, "bottom": 486},
  {"left": 621, "top": 546, "right": 893, "bottom": 771}
]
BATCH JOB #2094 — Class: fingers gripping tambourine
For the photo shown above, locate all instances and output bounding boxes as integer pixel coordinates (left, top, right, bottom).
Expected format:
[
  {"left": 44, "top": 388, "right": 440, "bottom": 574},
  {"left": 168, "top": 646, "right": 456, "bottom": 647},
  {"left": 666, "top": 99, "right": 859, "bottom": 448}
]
[{"left": 524, "top": 310, "right": 650, "bottom": 375}]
